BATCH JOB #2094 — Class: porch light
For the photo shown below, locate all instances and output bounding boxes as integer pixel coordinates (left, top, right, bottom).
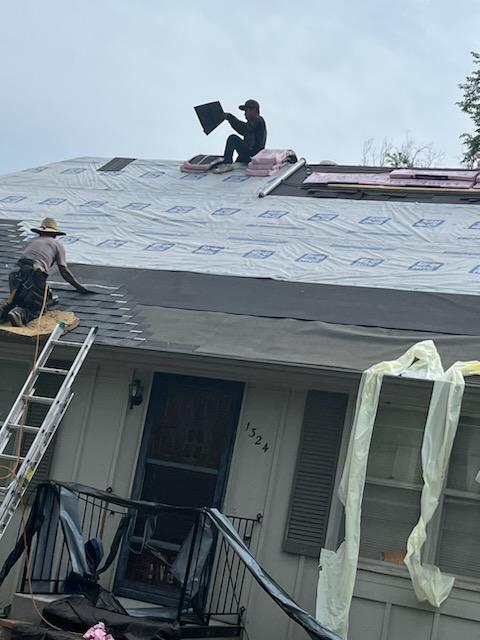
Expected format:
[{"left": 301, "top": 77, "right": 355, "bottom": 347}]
[{"left": 128, "top": 378, "right": 144, "bottom": 409}]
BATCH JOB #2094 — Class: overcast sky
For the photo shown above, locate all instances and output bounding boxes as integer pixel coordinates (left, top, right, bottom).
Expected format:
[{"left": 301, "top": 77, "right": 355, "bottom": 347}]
[{"left": 0, "top": 0, "right": 479, "bottom": 175}]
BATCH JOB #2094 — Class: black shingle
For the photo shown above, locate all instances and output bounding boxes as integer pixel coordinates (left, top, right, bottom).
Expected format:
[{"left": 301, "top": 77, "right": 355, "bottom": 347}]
[{"left": 0, "top": 221, "right": 147, "bottom": 349}]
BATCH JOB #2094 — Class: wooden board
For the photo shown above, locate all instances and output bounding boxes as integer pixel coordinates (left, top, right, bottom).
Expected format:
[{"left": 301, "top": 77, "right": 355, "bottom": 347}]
[{"left": 0, "top": 310, "right": 79, "bottom": 341}]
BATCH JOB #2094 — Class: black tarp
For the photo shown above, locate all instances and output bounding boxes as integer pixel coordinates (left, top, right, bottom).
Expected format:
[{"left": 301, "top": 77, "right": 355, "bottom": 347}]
[
  {"left": 11, "top": 622, "right": 78, "bottom": 640},
  {"left": 57, "top": 484, "right": 341, "bottom": 640},
  {"left": 194, "top": 101, "right": 224, "bottom": 135},
  {"left": 42, "top": 596, "right": 179, "bottom": 640},
  {"left": 1, "top": 482, "right": 340, "bottom": 640}
]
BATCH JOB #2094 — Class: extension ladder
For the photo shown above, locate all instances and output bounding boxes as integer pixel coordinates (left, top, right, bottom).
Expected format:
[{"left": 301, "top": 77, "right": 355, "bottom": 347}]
[{"left": 0, "top": 323, "right": 97, "bottom": 541}]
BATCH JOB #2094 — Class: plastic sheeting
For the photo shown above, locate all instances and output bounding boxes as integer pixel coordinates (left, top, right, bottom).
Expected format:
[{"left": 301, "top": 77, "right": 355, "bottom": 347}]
[
  {"left": 3, "top": 157, "right": 480, "bottom": 295},
  {"left": 404, "top": 360, "right": 480, "bottom": 606},
  {"left": 315, "top": 340, "right": 480, "bottom": 640}
]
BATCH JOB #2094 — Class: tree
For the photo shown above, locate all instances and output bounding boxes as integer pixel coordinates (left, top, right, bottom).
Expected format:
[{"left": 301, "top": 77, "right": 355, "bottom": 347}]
[
  {"left": 361, "top": 133, "right": 444, "bottom": 168},
  {"left": 457, "top": 51, "right": 480, "bottom": 167}
]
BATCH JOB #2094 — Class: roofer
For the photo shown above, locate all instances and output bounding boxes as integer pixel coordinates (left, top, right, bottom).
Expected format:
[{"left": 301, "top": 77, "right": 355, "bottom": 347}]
[
  {"left": 213, "top": 99, "right": 267, "bottom": 174},
  {"left": 0, "top": 217, "right": 90, "bottom": 327}
]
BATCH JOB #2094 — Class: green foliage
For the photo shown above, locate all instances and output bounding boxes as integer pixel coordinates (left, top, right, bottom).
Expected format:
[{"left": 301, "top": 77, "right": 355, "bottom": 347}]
[{"left": 457, "top": 51, "right": 480, "bottom": 166}]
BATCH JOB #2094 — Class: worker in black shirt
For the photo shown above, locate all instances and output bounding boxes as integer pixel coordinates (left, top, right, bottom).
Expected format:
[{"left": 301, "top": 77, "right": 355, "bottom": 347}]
[{"left": 213, "top": 99, "right": 267, "bottom": 174}]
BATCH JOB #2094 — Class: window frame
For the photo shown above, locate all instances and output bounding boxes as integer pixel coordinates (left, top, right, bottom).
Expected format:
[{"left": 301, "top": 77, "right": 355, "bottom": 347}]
[{"left": 340, "top": 378, "right": 480, "bottom": 588}]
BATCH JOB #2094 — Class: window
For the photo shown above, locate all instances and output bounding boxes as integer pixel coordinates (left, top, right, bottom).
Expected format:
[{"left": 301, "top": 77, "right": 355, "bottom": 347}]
[
  {"left": 361, "top": 379, "right": 480, "bottom": 582},
  {"left": 284, "top": 390, "right": 348, "bottom": 557}
]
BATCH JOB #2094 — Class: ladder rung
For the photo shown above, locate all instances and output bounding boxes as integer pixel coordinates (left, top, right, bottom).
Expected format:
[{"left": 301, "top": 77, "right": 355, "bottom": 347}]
[
  {"left": 37, "top": 366, "right": 69, "bottom": 375},
  {"left": 51, "top": 340, "right": 82, "bottom": 348},
  {"left": 7, "top": 424, "right": 40, "bottom": 434},
  {"left": 0, "top": 454, "right": 25, "bottom": 463},
  {"left": 23, "top": 395, "right": 55, "bottom": 405}
]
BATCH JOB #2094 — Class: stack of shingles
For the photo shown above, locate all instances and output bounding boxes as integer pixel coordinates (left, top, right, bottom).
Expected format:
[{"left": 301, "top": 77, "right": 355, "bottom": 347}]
[
  {"left": 303, "top": 168, "right": 480, "bottom": 189},
  {"left": 246, "top": 149, "right": 297, "bottom": 177},
  {"left": 180, "top": 155, "right": 223, "bottom": 173}
]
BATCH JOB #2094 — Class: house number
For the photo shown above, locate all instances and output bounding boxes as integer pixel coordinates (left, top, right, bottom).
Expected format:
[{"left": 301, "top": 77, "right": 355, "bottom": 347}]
[{"left": 245, "top": 421, "right": 270, "bottom": 453}]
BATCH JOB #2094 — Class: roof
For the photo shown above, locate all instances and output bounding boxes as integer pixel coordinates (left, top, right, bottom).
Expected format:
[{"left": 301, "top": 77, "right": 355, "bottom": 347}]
[
  {"left": 0, "top": 220, "right": 148, "bottom": 348},
  {"left": 272, "top": 163, "right": 480, "bottom": 204},
  {"left": 0, "top": 157, "right": 480, "bottom": 373}
]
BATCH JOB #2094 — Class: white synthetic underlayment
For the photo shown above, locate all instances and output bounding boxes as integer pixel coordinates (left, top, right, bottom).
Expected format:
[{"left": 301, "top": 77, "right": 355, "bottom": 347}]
[{"left": 2, "top": 157, "right": 480, "bottom": 294}]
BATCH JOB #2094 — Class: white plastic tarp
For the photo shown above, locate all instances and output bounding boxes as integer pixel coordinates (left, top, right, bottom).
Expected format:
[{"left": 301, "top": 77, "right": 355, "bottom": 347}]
[
  {"left": 2, "top": 158, "right": 480, "bottom": 295},
  {"left": 315, "top": 340, "right": 480, "bottom": 639}
]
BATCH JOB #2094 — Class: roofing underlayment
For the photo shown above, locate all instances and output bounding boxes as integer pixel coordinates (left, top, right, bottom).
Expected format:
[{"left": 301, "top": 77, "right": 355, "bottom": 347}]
[{"left": 1, "top": 157, "right": 480, "bottom": 370}]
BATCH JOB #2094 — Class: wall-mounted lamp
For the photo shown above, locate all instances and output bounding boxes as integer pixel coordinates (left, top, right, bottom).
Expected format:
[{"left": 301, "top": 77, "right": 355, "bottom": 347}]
[{"left": 128, "top": 378, "right": 144, "bottom": 409}]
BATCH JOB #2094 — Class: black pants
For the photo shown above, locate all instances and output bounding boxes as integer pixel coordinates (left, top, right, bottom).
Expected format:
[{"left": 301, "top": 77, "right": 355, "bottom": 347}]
[
  {"left": 223, "top": 135, "right": 252, "bottom": 164},
  {"left": 0, "top": 261, "right": 48, "bottom": 325}
]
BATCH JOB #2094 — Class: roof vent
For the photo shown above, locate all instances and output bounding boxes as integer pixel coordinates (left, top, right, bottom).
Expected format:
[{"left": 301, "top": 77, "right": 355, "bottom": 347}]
[{"left": 97, "top": 157, "right": 136, "bottom": 172}]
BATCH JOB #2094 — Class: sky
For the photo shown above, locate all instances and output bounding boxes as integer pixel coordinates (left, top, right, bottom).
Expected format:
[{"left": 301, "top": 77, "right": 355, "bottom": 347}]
[{"left": 0, "top": 0, "right": 479, "bottom": 175}]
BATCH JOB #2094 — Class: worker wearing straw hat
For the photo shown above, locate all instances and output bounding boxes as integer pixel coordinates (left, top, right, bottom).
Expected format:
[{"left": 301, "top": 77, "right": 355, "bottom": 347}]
[{"left": 1, "top": 217, "right": 90, "bottom": 327}]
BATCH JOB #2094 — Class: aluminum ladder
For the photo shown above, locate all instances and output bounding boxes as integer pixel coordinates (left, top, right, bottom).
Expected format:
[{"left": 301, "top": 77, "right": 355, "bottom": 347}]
[{"left": 0, "top": 322, "right": 97, "bottom": 541}]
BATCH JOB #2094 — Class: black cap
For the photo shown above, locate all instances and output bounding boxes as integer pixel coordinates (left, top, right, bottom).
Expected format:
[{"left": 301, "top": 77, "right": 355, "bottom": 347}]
[{"left": 239, "top": 99, "right": 260, "bottom": 112}]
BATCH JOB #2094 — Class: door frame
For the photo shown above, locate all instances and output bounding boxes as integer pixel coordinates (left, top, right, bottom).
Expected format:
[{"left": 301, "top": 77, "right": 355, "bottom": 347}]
[{"left": 114, "top": 371, "right": 244, "bottom": 603}]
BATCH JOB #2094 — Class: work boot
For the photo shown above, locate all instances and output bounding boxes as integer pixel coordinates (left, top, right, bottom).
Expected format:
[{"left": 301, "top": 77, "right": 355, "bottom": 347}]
[
  {"left": 213, "top": 164, "right": 234, "bottom": 174},
  {"left": 7, "top": 307, "right": 25, "bottom": 327}
]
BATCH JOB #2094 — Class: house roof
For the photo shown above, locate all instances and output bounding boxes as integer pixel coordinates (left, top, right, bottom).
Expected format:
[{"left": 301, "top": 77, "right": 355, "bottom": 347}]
[
  {"left": 1, "top": 157, "right": 480, "bottom": 373},
  {"left": 0, "top": 219, "right": 148, "bottom": 348},
  {"left": 272, "top": 163, "right": 480, "bottom": 204}
]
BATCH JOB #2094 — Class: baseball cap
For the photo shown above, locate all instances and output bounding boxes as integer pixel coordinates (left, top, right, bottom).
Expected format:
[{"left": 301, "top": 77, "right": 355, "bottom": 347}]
[{"left": 239, "top": 99, "right": 260, "bottom": 112}]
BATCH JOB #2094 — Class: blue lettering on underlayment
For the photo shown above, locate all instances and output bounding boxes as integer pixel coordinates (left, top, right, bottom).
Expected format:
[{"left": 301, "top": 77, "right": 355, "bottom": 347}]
[
  {"left": 97, "top": 240, "right": 128, "bottom": 249},
  {"left": 59, "top": 237, "right": 80, "bottom": 245},
  {"left": 212, "top": 208, "right": 240, "bottom": 216},
  {"left": 0, "top": 196, "right": 26, "bottom": 203},
  {"left": 39, "top": 198, "right": 66, "bottom": 206},
  {"left": 352, "top": 257, "right": 384, "bottom": 267},
  {"left": 243, "top": 249, "right": 274, "bottom": 259},
  {"left": 193, "top": 245, "right": 224, "bottom": 255},
  {"left": 309, "top": 213, "right": 338, "bottom": 221},
  {"left": 258, "top": 210, "right": 288, "bottom": 219},
  {"left": 167, "top": 206, "right": 195, "bottom": 214},
  {"left": 223, "top": 175, "right": 250, "bottom": 182},
  {"left": 296, "top": 253, "right": 328, "bottom": 263},
  {"left": 181, "top": 173, "right": 206, "bottom": 180},
  {"left": 123, "top": 202, "right": 151, "bottom": 211},
  {"left": 61, "top": 168, "right": 86, "bottom": 175},
  {"left": 80, "top": 201, "right": 107, "bottom": 208},
  {"left": 145, "top": 242, "right": 174, "bottom": 252},
  {"left": 141, "top": 171, "right": 165, "bottom": 178},
  {"left": 408, "top": 261, "right": 444, "bottom": 271},
  {"left": 413, "top": 219, "right": 445, "bottom": 228},
  {"left": 359, "top": 216, "right": 390, "bottom": 225}
]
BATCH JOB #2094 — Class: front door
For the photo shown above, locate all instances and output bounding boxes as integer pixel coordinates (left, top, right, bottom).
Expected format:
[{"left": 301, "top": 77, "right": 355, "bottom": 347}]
[{"left": 116, "top": 372, "right": 244, "bottom": 604}]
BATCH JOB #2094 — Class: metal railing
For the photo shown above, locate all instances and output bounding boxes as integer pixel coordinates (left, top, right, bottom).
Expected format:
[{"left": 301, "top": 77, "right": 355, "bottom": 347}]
[{"left": 20, "top": 484, "right": 260, "bottom": 627}]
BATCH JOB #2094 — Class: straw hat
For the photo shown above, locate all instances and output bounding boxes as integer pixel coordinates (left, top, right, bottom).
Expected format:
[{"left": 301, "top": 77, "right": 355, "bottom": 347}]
[{"left": 30, "top": 217, "right": 66, "bottom": 236}]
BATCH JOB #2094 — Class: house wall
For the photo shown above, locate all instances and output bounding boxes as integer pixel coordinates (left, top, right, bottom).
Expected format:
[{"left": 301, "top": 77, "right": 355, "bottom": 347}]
[{"left": 2, "top": 345, "right": 480, "bottom": 639}]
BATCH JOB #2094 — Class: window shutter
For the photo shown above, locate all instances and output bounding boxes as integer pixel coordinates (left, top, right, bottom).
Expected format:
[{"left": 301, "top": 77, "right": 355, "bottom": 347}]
[
  {"left": 284, "top": 390, "right": 348, "bottom": 557},
  {"left": 21, "top": 361, "right": 69, "bottom": 498}
]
